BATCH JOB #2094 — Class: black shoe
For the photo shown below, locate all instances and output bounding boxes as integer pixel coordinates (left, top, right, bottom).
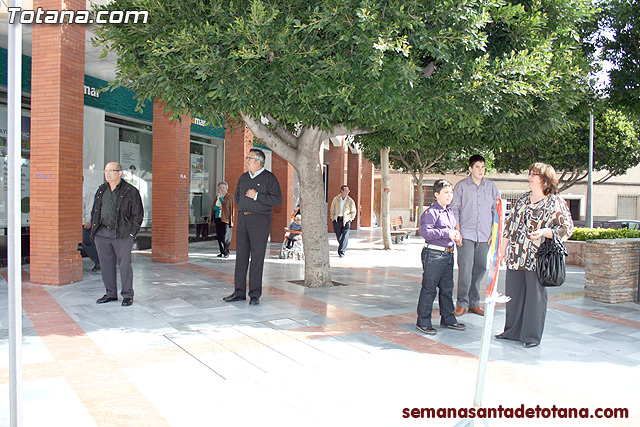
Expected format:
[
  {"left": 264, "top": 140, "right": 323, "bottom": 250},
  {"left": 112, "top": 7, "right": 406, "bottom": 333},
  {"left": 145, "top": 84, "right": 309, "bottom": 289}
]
[
  {"left": 416, "top": 325, "right": 437, "bottom": 335},
  {"left": 223, "top": 293, "right": 246, "bottom": 302},
  {"left": 249, "top": 297, "right": 260, "bottom": 305},
  {"left": 91, "top": 264, "right": 101, "bottom": 272},
  {"left": 96, "top": 295, "right": 117, "bottom": 304},
  {"left": 495, "top": 333, "right": 509, "bottom": 340},
  {"left": 217, "top": 253, "right": 224, "bottom": 257},
  {"left": 446, "top": 322, "right": 466, "bottom": 331},
  {"left": 122, "top": 298, "right": 133, "bottom": 306},
  {"left": 524, "top": 342, "right": 539, "bottom": 348},
  {"left": 223, "top": 254, "right": 229, "bottom": 258}
]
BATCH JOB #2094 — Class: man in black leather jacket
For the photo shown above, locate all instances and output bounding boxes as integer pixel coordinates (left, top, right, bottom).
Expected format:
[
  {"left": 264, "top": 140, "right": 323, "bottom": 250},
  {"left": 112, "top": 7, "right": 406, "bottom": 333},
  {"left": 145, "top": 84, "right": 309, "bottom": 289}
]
[{"left": 90, "top": 162, "right": 144, "bottom": 306}]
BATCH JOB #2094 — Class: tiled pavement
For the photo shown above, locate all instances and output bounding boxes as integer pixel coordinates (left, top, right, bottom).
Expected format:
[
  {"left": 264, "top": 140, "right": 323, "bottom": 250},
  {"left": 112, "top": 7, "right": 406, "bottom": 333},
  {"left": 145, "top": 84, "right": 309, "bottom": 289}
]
[{"left": 0, "top": 228, "right": 638, "bottom": 426}]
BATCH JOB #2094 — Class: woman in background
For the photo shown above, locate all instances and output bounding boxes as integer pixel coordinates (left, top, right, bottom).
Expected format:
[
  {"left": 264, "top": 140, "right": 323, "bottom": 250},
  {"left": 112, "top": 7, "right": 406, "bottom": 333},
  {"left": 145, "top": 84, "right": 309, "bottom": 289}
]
[{"left": 211, "top": 181, "right": 235, "bottom": 258}]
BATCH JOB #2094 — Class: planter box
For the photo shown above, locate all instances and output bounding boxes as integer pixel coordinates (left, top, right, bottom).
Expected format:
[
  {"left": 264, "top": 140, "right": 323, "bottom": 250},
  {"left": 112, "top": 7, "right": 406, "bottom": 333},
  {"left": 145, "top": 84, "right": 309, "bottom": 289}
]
[
  {"left": 565, "top": 240, "right": 585, "bottom": 266},
  {"left": 584, "top": 238, "right": 640, "bottom": 303}
]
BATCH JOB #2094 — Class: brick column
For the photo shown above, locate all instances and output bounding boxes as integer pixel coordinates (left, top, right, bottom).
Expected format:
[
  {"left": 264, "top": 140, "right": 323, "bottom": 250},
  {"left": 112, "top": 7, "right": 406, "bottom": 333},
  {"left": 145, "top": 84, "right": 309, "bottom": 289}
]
[
  {"left": 360, "top": 159, "right": 375, "bottom": 227},
  {"left": 224, "top": 120, "right": 253, "bottom": 251},
  {"left": 151, "top": 101, "right": 190, "bottom": 263},
  {"left": 30, "top": 1, "right": 85, "bottom": 285},
  {"left": 347, "top": 150, "right": 362, "bottom": 230},
  {"left": 270, "top": 152, "right": 294, "bottom": 242},
  {"left": 327, "top": 141, "right": 346, "bottom": 230}
]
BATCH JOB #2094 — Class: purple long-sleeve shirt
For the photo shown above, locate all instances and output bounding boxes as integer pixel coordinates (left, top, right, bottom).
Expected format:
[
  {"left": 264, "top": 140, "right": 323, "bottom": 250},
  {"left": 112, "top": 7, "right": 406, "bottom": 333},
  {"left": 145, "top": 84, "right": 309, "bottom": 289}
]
[{"left": 420, "top": 201, "right": 457, "bottom": 248}]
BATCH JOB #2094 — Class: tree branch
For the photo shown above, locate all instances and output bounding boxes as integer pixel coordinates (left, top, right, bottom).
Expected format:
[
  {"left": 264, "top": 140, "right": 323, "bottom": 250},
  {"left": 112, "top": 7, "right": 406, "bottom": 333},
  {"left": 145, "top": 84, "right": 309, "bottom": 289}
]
[
  {"left": 240, "top": 111, "right": 298, "bottom": 164},
  {"left": 264, "top": 113, "right": 299, "bottom": 148},
  {"left": 328, "top": 124, "right": 371, "bottom": 138}
]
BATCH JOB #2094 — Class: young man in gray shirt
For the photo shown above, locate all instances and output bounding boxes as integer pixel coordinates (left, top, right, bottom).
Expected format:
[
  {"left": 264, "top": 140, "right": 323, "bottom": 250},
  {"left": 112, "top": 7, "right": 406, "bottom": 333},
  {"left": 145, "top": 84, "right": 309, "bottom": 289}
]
[{"left": 450, "top": 155, "right": 500, "bottom": 316}]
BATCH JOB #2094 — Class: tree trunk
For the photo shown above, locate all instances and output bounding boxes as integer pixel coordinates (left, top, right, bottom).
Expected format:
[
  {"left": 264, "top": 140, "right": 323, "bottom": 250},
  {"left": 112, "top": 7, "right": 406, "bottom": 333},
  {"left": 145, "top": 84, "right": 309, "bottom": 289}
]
[
  {"left": 297, "top": 144, "right": 332, "bottom": 287},
  {"left": 380, "top": 147, "right": 392, "bottom": 250},
  {"left": 242, "top": 115, "right": 334, "bottom": 287}
]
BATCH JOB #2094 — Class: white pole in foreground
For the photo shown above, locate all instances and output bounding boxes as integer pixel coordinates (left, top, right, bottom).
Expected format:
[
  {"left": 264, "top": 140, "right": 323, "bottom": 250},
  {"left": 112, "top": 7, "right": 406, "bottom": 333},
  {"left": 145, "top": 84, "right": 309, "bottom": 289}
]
[
  {"left": 455, "top": 198, "right": 509, "bottom": 427},
  {"left": 7, "top": 1, "right": 23, "bottom": 426}
]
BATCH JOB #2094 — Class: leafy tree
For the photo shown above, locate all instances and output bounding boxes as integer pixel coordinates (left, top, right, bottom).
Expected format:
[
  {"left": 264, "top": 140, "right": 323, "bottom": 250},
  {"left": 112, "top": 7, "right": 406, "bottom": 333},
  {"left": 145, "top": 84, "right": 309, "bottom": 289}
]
[
  {"left": 595, "top": 0, "right": 640, "bottom": 116},
  {"left": 359, "top": 130, "right": 473, "bottom": 249},
  {"left": 94, "top": 0, "right": 594, "bottom": 286},
  {"left": 494, "top": 104, "right": 640, "bottom": 191}
]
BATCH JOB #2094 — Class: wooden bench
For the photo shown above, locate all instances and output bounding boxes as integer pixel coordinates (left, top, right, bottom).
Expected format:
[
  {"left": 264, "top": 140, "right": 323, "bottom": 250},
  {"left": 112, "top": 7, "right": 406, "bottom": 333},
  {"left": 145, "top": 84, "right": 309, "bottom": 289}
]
[{"left": 390, "top": 216, "right": 419, "bottom": 243}]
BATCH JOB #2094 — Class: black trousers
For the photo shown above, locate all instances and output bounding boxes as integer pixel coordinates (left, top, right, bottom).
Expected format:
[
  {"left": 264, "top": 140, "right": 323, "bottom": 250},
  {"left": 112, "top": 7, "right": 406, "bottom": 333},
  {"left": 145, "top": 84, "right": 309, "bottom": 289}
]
[
  {"left": 94, "top": 226, "right": 134, "bottom": 299},
  {"left": 214, "top": 217, "right": 232, "bottom": 255},
  {"left": 500, "top": 269, "right": 548, "bottom": 345},
  {"left": 416, "top": 248, "right": 457, "bottom": 328},
  {"left": 332, "top": 217, "right": 351, "bottom": 256},
  {"left": 234, "top": 212, "right": 271, "bottom": 299}
]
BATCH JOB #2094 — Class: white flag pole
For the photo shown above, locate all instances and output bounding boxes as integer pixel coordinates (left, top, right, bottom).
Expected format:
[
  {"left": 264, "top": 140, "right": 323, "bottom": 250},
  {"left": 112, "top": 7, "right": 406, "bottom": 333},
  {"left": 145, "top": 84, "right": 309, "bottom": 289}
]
[
  {"left": 7, "top": 1, "right": 24, "bottom": 426},
  {"left": 455, "top": 198, "right": 509, "bottom": 427}
]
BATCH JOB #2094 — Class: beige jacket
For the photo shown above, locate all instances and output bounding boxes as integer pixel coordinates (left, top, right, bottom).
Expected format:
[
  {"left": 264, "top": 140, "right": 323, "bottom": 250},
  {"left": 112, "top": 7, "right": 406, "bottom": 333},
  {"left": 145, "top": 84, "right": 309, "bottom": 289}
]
[{"left": 330, "top": 194, "right": 357, "bottom": 225}]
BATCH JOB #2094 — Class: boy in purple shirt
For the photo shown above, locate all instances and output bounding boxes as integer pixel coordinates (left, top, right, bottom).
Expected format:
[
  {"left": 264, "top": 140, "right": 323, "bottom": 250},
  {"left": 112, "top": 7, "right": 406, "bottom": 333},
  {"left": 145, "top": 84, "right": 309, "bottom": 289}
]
[{"left": 416, "top": 179, "right": 467, "bottom": 335}]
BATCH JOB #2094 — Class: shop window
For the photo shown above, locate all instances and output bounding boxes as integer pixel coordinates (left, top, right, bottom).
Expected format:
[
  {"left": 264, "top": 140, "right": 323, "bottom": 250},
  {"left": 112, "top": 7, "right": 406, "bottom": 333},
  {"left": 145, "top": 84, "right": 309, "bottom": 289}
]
[{"left": 190, "top": 136, "right": 219, "bottom": 237}]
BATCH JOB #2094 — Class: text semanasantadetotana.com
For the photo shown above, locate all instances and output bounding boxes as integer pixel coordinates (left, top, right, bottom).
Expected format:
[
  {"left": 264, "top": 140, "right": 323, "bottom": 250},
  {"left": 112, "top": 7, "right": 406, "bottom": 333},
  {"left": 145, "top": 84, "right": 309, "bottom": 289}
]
[
  {"left": 402, "top": 405, "right": 629, "bottom": 420},
  {"left": 7, "top": 7, "right": 148, "bottom": 25}
]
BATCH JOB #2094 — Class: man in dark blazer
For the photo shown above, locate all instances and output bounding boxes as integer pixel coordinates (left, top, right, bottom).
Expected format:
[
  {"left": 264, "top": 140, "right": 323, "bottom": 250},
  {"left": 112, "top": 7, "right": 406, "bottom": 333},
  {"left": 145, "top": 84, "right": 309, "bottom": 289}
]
[{"left": 224, "top": 149, "right": 282, "bottom": 306}]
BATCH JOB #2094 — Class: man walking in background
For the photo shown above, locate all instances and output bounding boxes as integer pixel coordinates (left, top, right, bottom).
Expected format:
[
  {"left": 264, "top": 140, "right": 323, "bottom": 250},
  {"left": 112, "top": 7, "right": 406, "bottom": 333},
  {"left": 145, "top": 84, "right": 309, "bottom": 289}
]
[
  {"left": 450, "top": 155, "right": 500, "bottom": 316},
  {"left": 330, "top": 185, "right": 357, "bottom": 257},
  {"left": 82, "top": 176, "right": 100, "bottom": 272}
]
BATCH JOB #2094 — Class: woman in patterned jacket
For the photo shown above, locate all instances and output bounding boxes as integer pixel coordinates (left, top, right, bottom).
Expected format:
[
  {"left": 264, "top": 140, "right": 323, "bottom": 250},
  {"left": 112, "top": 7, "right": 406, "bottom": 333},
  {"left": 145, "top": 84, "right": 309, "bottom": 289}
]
[{"left": 496, "top": 162, "right": 574, "bottom": 348}]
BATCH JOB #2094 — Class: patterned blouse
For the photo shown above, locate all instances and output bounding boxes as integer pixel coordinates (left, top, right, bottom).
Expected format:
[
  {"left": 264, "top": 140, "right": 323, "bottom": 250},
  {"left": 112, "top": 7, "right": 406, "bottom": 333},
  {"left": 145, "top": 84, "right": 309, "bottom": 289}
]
[{"left": 503, "top": 192, "right": 574, "bottom": 271}]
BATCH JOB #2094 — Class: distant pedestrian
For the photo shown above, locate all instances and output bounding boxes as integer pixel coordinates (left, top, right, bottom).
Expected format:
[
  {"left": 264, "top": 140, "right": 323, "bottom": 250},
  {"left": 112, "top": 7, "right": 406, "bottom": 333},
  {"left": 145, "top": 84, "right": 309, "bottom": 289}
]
[
  {"left": 224, "top": 149, "right": 282, "bottom": 306},
  {"left": 450, "top": 155, "right": 500, "bottom": 317},
  {"left": 415, "top": 179, "right": 466, "bottom": 335},
  {"left": 330, "top": 185, "right": 357, "bottom": 257},
  {"left": 82, "top": 176, "right": 100, "bottom": 272},
  {"left": 91, "top": 162, "right": 144, "bottom": 307},
  {"left": 496, "top": 163, "right": 574, "bottom": 348},
  {"left": 210, "top": 181, "right": 234, "bottom": 258}
]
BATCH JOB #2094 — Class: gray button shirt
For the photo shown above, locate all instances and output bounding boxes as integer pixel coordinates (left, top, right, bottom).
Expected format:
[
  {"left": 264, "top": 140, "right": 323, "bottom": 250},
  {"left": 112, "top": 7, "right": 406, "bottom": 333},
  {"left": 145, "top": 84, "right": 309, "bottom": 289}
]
[{"left": 450, "top": 175, "right": 500, "bottom": 242}]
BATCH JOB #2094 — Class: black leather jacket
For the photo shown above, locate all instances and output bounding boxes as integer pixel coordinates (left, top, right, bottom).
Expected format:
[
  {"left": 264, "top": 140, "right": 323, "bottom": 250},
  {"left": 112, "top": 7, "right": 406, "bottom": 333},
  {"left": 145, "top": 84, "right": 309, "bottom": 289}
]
[{"left": 90, "top": 180, "right": 144, "bottom": 240}]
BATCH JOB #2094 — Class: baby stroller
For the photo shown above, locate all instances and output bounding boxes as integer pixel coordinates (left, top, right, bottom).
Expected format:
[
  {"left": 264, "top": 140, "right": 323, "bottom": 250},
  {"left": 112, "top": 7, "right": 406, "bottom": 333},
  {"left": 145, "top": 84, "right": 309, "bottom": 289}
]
[{"left": 279, "top": 209, "right": 304, "bottom": 260}]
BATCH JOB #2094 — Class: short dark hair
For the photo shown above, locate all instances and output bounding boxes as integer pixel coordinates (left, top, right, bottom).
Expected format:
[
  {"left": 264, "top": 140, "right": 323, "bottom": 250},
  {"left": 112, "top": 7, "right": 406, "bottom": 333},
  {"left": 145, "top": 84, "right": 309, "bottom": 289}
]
[
  {"left": 250, "top": 148, "right": 266, "bottom": 167},
  {"left": 529, "top": 162, "right": 559, "bottom": 195},
  {"left": 469, "top": 155, "right": 485, "bottom": 168},
  {"left": 340, "top": 185, "right": 349, "bottom": 191},
  {"left": 433, "top": 179, "right": 452, "bottom": 195}
]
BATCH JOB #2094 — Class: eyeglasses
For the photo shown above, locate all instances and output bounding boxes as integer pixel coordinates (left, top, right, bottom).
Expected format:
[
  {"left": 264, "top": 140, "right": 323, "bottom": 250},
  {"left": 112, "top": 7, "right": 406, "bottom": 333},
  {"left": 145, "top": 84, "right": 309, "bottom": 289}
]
[
  {"left": 104, "top": 169, "right": 122, "bottom": 173},
  {"left": 245, "top": 156, "right": 256, "bottom": 161}
]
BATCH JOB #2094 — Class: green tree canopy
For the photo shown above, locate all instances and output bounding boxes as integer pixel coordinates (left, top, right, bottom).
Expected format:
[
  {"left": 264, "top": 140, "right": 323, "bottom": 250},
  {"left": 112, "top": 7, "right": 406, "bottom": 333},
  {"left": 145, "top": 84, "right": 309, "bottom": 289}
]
[
  {"left": 595, "top": 0, "right": 640, "bottom": 116},
  {"left": 494, "top": 103, "right": 640, "bottom": 191},
  {"left": 94, "top": 0, "right": 595, "bottom": 285}
]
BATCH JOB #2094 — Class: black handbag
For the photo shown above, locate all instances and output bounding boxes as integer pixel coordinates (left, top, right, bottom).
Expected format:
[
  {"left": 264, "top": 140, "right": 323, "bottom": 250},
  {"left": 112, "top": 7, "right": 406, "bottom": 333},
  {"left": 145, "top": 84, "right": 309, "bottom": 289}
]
[{"left": 535, "top": 229, "right": 567, "bottom": 287}]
